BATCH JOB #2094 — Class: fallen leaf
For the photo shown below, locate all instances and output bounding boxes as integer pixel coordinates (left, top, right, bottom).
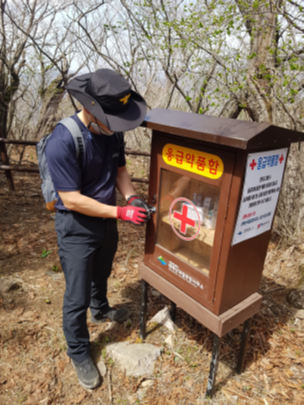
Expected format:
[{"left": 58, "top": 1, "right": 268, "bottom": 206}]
[
  {"left": 57, "top": 360, "right": 65, "bottom": 373},
  {"left": 75, "top": 392, "right": 88, "bottom": 404},
  {"left": 28, "top": 291, "right": 35, "bottom": 300},
  {"left": 14, "top": 307, "right": 24, "bottom": 316}
]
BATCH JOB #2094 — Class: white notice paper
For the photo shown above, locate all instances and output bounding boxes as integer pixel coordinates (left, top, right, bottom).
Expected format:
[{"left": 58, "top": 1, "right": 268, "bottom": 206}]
[{"left": 232, "top": 148, "right": 288, "bottom": 246}]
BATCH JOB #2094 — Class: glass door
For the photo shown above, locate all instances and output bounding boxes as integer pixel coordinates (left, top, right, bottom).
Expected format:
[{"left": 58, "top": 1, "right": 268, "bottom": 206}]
[
  {"left": 144, "top": 133, "right": 235, "bottom": 308},
  {"left": 156, "top": 169, "right": 220, "bottom": 276}
]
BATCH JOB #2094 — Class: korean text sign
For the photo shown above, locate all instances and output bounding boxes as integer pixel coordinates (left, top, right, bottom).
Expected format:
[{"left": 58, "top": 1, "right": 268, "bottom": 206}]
[
  {"left": 162, "top": 144, "right": 224, "bottom": 180},
  {"left": 232, "top": 148, "right": 288, "bottom": 246}
]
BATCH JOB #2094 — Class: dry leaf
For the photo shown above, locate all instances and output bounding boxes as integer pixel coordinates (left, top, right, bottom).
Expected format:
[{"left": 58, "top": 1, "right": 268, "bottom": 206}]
[
  {"left": 57, "top": 360, "right": 65, "bottom": 373},
  {"left": 28, "top": 291, "right": 35, "bottom": 300},
  {"left": 221, "top": 388, "right": 232, "bottom": 400},
  {"left": 186, "top": 377, "right": 194, "bottom": 388},
  {"left": 14, "top": 307, "right": 24, "bottom": 316},
  {"left": 75, "top": 392, "right": 88, "bottom": 404},
  {"left": 51, "top": 348, "right": 60, "bottom": 358},
  {"left": 284, "top": 369, "right": 294, "bottom": 377}
]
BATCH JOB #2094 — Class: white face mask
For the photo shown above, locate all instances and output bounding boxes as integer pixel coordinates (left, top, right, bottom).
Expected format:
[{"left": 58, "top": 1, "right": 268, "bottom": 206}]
[{"left": 89, "top": 121, "right": 114, "bottom": 136}]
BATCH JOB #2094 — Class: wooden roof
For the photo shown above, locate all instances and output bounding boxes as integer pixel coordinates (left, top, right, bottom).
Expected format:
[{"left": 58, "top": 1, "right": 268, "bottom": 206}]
[{"left": 142, "top": 108, "right": 304, "bottom": 150}]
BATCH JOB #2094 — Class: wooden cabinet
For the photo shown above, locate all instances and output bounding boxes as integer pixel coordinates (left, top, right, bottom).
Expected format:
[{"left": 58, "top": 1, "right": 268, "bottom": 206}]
[{"left": 140, "top": 108, "right": 303, "bottom": 319}]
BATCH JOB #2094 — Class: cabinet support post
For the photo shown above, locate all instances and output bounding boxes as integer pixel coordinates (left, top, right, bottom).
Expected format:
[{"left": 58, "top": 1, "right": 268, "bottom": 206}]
[
  {"left": 236, "top": 317, "right": 252, "bottom": 374},
  {"left": 140, "top": 279, "right": 148, "bottom": 340},
  {"left": 170, "top": 301, "right": 176, "bottom": 322},
  {"left": 206, "top": 334, "right": 221, "bottom": 398}
]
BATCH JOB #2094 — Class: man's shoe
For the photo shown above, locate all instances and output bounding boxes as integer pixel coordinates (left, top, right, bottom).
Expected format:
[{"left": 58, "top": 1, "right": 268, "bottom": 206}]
[
  {"left": 71, "top": 357, "right": 101, "bottom": 389},
  {"left": 91, "top": 306, "right": 129, "bottom": 324}
]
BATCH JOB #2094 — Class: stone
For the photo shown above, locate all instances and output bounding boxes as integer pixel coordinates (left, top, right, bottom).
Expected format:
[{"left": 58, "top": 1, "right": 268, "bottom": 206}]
[
  {"left": 294, "top": 309, "right": 304, "bottom": 320},
  {"left": 287, "top": 288, "right": 304, "bottom": 309},
  {"left": 105, "top": 321, "right": 118, "bottom": 332},
  {"left": 149, "top": 307, "right": 175, "bottom": 331},
  {"left": 151, "top": 289, "right": 161, "bottom": 298},
  {"left": 106, "top": 342, "right": 161, "bottom": 377},
  {"left": 128, "top": 394, "right": 137, "bottom": 404},
  {"left": 140, "top": 379, "right": 154, "bottom": 388},
  {"left": 45, "top": 271, "right": 63, "bottom": 281},
  {"left": 164, "top": 335, "right": 174, "bottom": 348},
  {"left": 0, "top": 279, "right": 20, "bottom": 294},
  {"left": 97, "top": 360, "right": 107, "bottom": 377}
]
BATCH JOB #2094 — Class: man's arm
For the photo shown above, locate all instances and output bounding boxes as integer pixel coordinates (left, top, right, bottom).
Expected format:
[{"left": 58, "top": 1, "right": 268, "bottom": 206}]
[
  {"left": 58, "top": 165, "right": 134, "bottom": 216},
  {"left": 115, "top": 165, "right": 136, "bottom": 201},
  {"left": 58, "top": 190, "right": 147, "bottom": 225},
  {"left": 58, "top": 190, "right": 118, "bottom": 218}
]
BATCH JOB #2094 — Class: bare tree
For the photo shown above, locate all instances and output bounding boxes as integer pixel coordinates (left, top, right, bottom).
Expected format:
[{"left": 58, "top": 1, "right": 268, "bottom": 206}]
[{"left": 0, "top": 0, "right": 89, "bottom": 147}]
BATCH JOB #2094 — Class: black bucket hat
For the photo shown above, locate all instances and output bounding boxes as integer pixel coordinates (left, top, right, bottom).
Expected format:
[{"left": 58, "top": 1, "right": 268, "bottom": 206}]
[{"left": 65, "top": 69, "right": 147, "bottom": 132}]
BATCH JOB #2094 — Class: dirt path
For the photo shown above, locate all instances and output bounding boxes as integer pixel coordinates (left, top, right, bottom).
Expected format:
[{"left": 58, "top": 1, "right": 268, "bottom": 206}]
[{"left": 0, "top": 170, "right": 304, "bottom": 405}]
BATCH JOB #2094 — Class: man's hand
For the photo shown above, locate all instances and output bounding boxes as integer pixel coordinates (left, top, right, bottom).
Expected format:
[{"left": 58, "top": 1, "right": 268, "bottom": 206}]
[
  {"left": 117, "top": 205, "right": 148, "bottom": 226},
  {"left": 127, "top": 195, "right": 151, "bottom": 221}
]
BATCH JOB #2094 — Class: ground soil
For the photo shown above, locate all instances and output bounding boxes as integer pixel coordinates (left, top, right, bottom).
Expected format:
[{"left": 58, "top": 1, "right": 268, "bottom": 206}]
[{"left": 0, "top": 153, "right": 304, "bottom": 405}]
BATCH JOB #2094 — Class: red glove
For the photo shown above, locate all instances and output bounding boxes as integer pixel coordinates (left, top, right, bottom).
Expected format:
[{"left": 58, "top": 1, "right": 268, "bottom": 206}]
[
  {"left": 117, "top": 205, "right": 148, "bottom": 226},
  {"left": 127, "top": 195, "right": 151, "bottom": 221}
]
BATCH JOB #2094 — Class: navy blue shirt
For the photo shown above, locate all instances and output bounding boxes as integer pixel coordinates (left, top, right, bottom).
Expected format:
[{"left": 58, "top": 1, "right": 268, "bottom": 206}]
[{"left": 45, "top": 114, "right": 126, "bottom": 211}]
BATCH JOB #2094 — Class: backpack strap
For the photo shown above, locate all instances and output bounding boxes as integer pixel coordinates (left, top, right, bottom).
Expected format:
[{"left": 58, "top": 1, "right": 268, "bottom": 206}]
[
  {"left": 116, "top": 131, "right": 124, "bottom": 156},
  {"left": 58, "top": 117, "right": 85, "bottom": 161}
]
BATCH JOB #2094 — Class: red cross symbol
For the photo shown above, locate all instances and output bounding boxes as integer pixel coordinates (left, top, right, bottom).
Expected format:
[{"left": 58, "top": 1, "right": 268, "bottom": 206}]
[
  {"left": 249, "top": 159, "right": 257, "bottom": 170},
  {"left": 279, "top": 154, "right": 284, "bottom": 164},
  {"left": 173, "top": 205, "right": 196, "bottom": 235}
]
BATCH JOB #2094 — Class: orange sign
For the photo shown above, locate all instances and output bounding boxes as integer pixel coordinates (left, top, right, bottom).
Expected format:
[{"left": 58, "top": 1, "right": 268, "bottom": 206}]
[{"left": 162, "top": 144, "right": 224, "bottom": 180}]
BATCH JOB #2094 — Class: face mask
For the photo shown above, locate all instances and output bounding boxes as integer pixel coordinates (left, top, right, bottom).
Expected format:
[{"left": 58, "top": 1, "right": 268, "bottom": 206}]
[{"left": 89, "top": 121, "right": 114, "bottom": 136}]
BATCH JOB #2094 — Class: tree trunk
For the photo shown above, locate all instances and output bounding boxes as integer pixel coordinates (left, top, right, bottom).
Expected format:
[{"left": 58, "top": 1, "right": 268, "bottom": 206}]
[
  {"left": 35, "top": 75, "right": 66, "bottom": 140},
  {"left": 243, "top": 1, "right": 278, "bottom": 123}
]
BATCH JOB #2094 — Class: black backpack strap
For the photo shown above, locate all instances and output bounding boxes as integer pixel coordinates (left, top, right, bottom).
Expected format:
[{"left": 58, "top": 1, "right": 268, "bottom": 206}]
[
  {"left": 115, "top": 132, "right": 124, "bottom": 155},
  {"left": 58, "top": 117, "right": 85, "bottom": 161}
]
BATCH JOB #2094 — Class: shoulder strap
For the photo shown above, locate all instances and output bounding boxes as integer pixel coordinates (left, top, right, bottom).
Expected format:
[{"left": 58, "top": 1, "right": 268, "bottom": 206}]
[
  {"left": 58, "top": 117, "right": 85, "bottom": 161},
  {"left": 115, "top": 132, "right": 124, "bottom": 153}
]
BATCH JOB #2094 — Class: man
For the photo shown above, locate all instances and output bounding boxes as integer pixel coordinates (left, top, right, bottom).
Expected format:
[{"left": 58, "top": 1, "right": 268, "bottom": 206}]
[{"left": 45, "top": 69, "right": 149, "bottom": 389}]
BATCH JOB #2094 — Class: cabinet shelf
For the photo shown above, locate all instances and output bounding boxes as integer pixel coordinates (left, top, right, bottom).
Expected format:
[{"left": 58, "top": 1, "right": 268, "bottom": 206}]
[
  {"left": 161, "top": 215, "right": 215, "bottom": 247},
  {"left": 173, "top": 247, "right": 209, "bottom": 275}
]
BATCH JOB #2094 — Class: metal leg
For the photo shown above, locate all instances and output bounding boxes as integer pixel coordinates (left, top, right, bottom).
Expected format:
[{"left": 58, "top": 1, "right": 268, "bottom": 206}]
[
  {"left": 206, "top": 334, "right": 221, "bottom": 398},
  {"left": 139, "top": 280, "right": 148, "bottom": 340},
  {"left": 236, "top": 317, "right": 252, "bottom": 374},
  {"left": 170, "top": 301, "right": 176, "bottom": 322}
]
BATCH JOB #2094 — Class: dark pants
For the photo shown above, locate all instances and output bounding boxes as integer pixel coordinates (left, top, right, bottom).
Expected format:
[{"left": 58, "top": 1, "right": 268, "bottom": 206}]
[{"left": 55, "top": 210, "right": 118, "bottom": 362}]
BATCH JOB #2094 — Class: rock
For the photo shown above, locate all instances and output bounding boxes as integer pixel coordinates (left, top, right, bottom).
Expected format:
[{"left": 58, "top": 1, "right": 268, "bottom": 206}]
[
  {"left": 287, "top": 288, "right": 304, "bottom": 309},
  {"left": 127, "top": 379, "right": 154, "bottom": 403},
  {"left": 106, "top": 342, "right": 161, "bottom": 377},
  {"left": 105, "top": 321, "right": 118, "bottom": 332},
  {"left": 45, "top": 271, "right": 63, "bottom": 281},
  {"left": 269, "top": 305, "right": 281, "bottom": 316},
  {"left": 97, "top": 360, "right": 107, "bottom": 377},
  {"left": 149, "top": 307, "right": 175, "bottom": 331},
  {"left": 128, "top": 394, "right": 137, "bottom": 404},
  {"left": 0, "top": 279, "right": 20, "bottom": 294},
  {"left": 151, "top": 289, "right": 161, "bottom": 298},
  {"left": 164, "top": 335, "right": 174, "bottom": 348},
  {"left": 294, "top": 309, "right": 304, "bottom": 319},
  {"left": 140, "top": 379, "right": 154, "bottom": 388}
]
